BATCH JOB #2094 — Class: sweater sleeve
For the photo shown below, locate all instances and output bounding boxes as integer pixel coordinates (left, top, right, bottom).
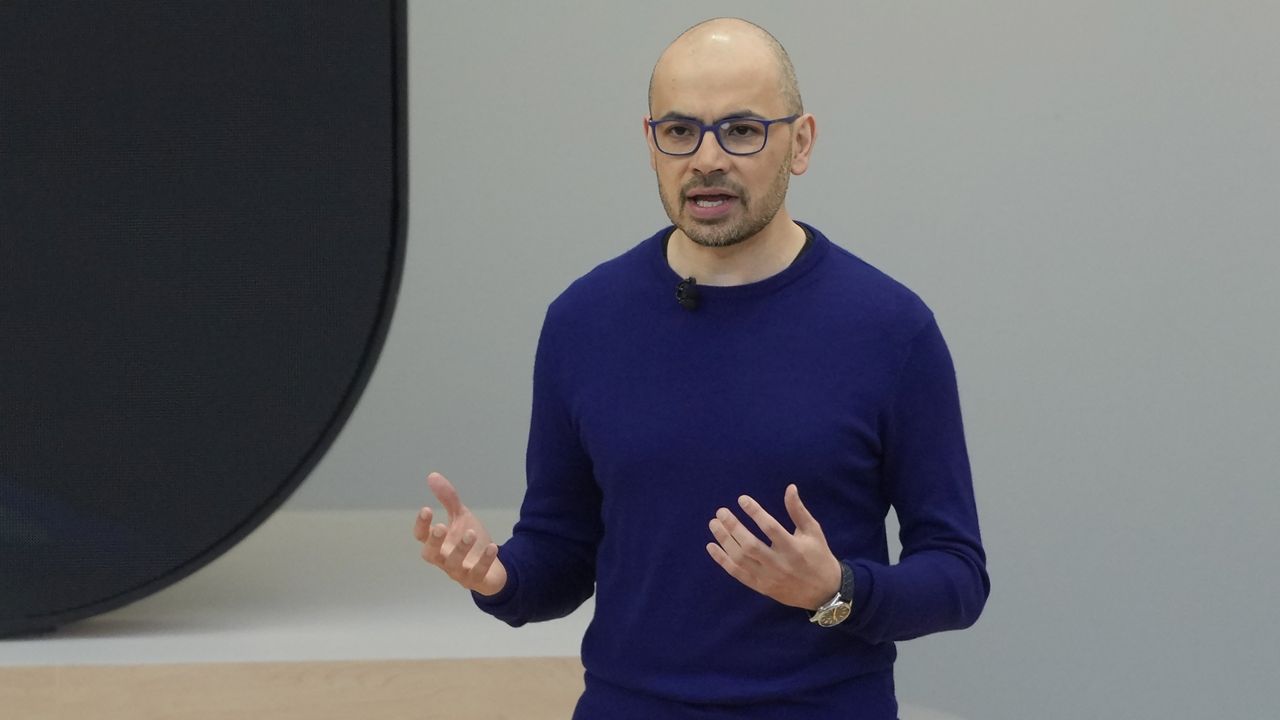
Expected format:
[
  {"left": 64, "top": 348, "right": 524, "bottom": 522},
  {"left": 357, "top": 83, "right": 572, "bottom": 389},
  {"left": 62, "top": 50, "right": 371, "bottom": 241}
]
[
  {"left": 472, "top": 306, "right": 602, "bottom": 626},
  {"left": 841, "top": 315, "right": 990, "bottom": 643}
]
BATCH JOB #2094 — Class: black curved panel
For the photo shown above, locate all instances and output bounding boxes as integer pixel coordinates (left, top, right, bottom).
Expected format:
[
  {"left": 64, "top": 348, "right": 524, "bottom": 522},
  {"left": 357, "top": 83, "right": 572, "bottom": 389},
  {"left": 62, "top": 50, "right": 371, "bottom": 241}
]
[{"left": 0, "top": 0, "right": 407, "bottom": 637}]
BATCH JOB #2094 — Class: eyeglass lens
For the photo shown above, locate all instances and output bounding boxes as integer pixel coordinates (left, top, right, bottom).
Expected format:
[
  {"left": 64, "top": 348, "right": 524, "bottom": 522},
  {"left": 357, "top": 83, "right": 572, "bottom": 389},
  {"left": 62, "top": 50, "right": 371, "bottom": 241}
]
[{"left": 655, "top": 119, "right": 768, "bottom": 155}]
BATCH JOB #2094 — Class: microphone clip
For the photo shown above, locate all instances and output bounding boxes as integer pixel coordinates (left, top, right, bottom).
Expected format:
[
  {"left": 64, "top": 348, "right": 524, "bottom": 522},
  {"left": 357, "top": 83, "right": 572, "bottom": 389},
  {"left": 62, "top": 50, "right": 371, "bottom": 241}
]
[{"left": 675, "top": 277, "right": 700, "bottom": 311}]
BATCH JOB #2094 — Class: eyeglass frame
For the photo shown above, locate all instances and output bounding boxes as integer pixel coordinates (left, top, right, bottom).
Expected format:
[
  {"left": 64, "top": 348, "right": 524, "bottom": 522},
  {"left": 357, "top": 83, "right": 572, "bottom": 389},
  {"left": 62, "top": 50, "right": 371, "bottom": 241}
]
[{"left": 646, "top": 113, "right": 801, "bottom": 157}]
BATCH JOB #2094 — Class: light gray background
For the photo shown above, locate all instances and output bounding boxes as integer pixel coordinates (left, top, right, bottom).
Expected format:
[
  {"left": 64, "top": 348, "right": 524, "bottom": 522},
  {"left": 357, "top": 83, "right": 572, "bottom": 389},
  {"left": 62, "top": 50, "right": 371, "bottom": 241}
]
[{"left": 288, "top": 1, "right": 1279, "bottom": 718}]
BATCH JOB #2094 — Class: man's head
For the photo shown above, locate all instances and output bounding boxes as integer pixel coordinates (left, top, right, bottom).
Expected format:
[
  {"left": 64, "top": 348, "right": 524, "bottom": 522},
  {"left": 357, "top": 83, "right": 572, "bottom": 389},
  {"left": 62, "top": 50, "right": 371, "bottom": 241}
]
[{"left": 646, "top": 18, "right": 815, "bottom": 248}]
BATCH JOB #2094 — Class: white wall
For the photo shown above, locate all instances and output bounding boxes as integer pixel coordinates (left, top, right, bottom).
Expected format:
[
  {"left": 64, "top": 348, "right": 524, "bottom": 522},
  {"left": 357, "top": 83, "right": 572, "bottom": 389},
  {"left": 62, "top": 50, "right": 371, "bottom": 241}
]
[{"left": 287, "top": 2, "right": 1280, "bottom": 717}]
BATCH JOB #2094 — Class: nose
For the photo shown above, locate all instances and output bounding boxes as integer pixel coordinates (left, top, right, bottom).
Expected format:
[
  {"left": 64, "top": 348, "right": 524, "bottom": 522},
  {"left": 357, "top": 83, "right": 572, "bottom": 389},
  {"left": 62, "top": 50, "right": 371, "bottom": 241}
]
[{"left": 689, "top": 127, "right": 730, "bottom": 174}]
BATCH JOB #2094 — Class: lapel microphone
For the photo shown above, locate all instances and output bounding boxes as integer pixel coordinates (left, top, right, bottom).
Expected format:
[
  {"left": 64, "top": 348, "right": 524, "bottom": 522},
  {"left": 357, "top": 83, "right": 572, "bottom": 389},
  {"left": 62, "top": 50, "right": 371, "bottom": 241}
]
[{"left": 675, "top": 277, "right": 700, "bottom": 311}]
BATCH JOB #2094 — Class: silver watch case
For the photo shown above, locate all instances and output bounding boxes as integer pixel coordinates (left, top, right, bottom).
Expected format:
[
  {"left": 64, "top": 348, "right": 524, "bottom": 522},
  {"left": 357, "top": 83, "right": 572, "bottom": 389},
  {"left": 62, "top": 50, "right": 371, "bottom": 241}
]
[{"left": 809, "top": 590, "right": 852, "bottom": 627}]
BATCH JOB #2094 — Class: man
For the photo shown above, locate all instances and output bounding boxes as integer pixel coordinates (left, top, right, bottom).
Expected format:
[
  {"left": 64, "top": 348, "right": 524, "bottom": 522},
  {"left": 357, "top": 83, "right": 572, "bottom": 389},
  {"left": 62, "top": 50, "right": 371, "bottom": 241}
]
[{"left": 414, "top": 17, "right": 989, "bottom": 719}]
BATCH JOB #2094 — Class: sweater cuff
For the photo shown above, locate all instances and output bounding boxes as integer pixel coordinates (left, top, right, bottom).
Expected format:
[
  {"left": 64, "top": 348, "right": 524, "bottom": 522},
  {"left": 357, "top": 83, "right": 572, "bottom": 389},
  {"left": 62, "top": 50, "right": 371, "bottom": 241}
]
[
  {"left": 849, "top": 560, "right": 874, "bottom": 625},
  {"left": 470, "top": 547, "right": 520, "bottom": 611}
]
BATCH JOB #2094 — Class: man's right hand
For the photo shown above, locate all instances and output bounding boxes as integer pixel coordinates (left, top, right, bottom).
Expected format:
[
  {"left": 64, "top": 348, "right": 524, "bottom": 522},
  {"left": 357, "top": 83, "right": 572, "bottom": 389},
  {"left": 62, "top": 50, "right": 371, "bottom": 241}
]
[{"left": 414, "top": 471, "right": 508, "bottom": 596}]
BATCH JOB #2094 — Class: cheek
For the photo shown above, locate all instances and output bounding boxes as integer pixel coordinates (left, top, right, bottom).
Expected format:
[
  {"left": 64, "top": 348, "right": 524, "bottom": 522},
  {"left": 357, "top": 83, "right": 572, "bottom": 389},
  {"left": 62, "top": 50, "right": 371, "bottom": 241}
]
[{"left": 657, "top": 167, "right": 684, "bottom": 198}]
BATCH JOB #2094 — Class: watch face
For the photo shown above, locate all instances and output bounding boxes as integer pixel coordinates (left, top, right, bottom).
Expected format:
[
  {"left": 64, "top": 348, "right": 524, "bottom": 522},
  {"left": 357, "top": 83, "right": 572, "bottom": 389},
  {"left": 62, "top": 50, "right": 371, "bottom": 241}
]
[
  {"left": 832, "top": 604, "right": 852, "bottom": 624},
  {"left": 818, "top": 603, "right": 852, "bottom": 627}
]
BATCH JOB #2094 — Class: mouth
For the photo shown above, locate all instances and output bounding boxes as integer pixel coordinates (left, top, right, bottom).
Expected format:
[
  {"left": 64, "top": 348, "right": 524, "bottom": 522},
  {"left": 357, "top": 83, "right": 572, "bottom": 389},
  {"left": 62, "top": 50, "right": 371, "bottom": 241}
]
[
  {"left": 680, "top": 181, "right": 742, "bottom": 219},
  {"left": 683, "top": 191, "right": 739, "bottom": 220},
  {"left": 690, "top": 194, "right": 734, "bottom": 207}
]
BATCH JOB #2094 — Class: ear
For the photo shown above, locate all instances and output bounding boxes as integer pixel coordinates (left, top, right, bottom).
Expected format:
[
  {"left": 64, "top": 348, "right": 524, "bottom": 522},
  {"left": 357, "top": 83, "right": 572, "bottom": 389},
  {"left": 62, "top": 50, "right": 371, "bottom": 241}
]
[
  {"left": 643, "top": 116, "right": 658, "bottom": 171},
  {"left": 789, "top": 113, "right": 817, "bottom": 176}
]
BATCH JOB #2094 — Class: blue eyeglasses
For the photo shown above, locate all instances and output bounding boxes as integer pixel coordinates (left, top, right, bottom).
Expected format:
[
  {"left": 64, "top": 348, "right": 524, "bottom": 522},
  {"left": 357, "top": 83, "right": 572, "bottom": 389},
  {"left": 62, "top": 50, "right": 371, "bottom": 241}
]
[{"left": 647, "top": 114, "right": 800, "bottom": 156}]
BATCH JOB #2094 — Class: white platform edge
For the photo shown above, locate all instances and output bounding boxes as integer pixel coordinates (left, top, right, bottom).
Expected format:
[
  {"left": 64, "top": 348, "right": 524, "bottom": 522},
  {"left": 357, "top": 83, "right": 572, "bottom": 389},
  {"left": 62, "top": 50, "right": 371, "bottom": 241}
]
[{"left": 0, "top": 508, "right": 589, "bottom": 667}]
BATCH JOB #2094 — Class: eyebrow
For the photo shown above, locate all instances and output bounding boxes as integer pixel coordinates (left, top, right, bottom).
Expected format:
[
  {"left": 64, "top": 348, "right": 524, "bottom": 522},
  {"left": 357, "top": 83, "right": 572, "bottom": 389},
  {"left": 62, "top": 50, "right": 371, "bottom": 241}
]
[{"left": 654, "top": 109, "right": 765, "bottom": 123}]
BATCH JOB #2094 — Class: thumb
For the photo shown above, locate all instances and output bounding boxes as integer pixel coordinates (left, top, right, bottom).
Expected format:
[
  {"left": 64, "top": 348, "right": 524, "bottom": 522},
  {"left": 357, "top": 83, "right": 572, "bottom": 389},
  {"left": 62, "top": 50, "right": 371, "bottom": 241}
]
[
  {"left": 427, "top": 472, "right": 466, "bottom": 521},
  {"left": 784, "top": 483, "right": 821, "bottom": 534}
]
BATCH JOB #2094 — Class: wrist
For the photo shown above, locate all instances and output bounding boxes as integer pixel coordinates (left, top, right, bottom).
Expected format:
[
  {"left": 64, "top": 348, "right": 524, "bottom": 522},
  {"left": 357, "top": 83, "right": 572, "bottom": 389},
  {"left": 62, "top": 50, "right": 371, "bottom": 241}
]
[
  {"left": 808, "top": 561, "right": 854, "bottom": 628},
  {"left": 810, "top": 555, "right": 843, "bottom": 611}
]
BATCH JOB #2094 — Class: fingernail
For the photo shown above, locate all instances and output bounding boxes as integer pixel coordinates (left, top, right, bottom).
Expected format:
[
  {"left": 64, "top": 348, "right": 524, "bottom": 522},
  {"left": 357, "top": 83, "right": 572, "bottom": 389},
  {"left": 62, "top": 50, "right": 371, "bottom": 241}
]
[
  {"left": 419, "top": 508, "right": 429, "bottom": 520},
  {"left": 738, "top": 496, "right": 751, "bottom": 508}
]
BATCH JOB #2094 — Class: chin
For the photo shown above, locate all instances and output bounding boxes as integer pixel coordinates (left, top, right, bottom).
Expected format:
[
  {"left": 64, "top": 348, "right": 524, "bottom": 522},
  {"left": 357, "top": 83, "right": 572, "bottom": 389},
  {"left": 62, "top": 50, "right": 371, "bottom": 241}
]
[
  {"left": 683, "top": 211, "right": 779, "bottom": 249},
  {"left": 687, "top": 232, "right": 750, "bottom": 249},
  {"left": 679, "top": 221, "right": 750, "bottom": 249}
]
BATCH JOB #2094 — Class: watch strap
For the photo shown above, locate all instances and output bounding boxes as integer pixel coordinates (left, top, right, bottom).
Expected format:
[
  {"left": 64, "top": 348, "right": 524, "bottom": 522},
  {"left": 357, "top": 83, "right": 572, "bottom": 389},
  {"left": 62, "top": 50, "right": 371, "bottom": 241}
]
[
  {"left": 838, "top": 560, "right": 854, "bottom": 603},
  {"left": 809, "top": 561, "right": 855, "bottom": 625}
]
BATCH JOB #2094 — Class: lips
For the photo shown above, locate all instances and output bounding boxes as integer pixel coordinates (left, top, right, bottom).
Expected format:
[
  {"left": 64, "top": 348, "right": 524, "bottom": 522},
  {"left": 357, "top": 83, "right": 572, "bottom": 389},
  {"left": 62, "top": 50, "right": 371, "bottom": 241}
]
[
  {"left": 691, "top": 194, "right": 732, "bottom": 207},
  {"left": 684, "top": 190, "right": 739, "bottom": 220},
  {"left": 685, "top": 188, "right": 739, "bottom": 201}
]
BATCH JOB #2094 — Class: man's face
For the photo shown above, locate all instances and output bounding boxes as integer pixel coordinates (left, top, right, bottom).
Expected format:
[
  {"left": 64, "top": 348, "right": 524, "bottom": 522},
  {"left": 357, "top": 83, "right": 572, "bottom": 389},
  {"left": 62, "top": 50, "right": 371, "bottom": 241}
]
[{"left": 647, "top": 46, "right": 803, "bottom": 248}]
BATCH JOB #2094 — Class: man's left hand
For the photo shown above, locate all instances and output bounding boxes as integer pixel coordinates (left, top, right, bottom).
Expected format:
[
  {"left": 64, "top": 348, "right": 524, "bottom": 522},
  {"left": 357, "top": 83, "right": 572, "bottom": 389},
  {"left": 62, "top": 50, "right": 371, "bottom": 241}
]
[{"left": 706, "top": 483, "right": 843, "bottom": 611}]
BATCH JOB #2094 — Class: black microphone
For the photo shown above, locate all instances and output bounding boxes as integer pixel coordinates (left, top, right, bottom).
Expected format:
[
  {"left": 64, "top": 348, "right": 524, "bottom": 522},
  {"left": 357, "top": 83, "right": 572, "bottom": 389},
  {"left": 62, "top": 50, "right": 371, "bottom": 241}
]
[{"left": 675, "top": 277, "right": 700, "bottom": 311}]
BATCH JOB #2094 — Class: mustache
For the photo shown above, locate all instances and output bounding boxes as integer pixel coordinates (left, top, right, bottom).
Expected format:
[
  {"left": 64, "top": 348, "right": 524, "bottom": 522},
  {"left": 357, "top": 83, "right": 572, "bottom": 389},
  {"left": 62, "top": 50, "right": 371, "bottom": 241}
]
[{"left": 681, "top": 174, "right": 745, "bottom": 198}]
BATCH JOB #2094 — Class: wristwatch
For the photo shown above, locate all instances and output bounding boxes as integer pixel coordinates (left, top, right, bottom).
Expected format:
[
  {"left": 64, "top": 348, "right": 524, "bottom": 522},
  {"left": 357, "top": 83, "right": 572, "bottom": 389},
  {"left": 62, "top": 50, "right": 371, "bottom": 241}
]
[{"left": 809, "top": 561, "right": 854, "bottom": 628}]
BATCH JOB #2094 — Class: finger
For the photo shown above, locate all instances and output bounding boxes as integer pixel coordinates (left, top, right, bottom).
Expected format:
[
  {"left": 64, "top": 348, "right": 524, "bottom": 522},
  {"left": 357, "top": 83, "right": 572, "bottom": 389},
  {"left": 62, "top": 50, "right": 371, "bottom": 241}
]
[
  {"left": 462, "top": 543, "right": 499, "bottom": 585},
  {"left": 413, "top": 507, "right": 433, "bottom": 542},
  {"left": 736, "top": 495, "right": 790, "bottom": 545},
  {"left": 706, "top": 542, "right": 758, "bottom": 588},
  {"left": 784, "top": 484, "right": 822, "bottom": 534},
  {"left": 421, "top": 523, "right": 448, "bottom": 566},
  {"left": 710, "top": 512, "right": 772, "bottom": 572},
  {"left": 716, "top": 507, "right": 773, "bottom": 560},
  {"left": 708, "top": 516, "right": 742, "bottom": 556},
  {"left": 460, "top": 528, "right": 485, "bottom": 565},
  {"left": 442, "top": 527, "right": 479, "bottom": 575},
  {"left": 427, "top": 472, "right": 466, "bottom": 522}
]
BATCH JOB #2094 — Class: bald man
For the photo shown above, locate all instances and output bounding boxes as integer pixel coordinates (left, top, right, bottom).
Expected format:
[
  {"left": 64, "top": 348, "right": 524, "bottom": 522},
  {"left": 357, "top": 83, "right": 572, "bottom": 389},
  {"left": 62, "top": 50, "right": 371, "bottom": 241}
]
[{"left": 415, "top": 18, "right": 989, "bottom": 719}]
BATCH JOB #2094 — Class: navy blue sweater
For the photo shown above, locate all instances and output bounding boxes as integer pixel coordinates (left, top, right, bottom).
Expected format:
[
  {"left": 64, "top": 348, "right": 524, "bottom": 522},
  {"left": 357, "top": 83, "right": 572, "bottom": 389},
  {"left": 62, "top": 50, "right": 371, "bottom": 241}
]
[{"left": 475, "top": 223, "right": 989, "bottom": 713}]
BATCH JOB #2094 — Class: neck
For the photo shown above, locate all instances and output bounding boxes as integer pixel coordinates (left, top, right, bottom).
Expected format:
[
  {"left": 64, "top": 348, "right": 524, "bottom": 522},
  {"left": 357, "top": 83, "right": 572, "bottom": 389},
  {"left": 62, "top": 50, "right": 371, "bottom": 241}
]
[{"left": 667, "top": 211, "right": 806, "bottom": 286}]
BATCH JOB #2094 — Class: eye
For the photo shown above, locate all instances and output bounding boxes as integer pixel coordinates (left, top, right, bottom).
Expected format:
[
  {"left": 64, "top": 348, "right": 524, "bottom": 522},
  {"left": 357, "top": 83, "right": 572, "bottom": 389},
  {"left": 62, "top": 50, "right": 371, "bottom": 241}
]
[
  {"left": 663, "top": 122, "right": 697, "bottom": 138},
  {"left": 722, "top": 121, "right": 764, "bottom": 138}
]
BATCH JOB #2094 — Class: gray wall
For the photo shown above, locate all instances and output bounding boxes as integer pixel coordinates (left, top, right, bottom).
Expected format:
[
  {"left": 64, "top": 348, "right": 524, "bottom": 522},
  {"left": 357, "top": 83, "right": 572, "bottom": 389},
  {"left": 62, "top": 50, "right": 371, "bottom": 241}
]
[{"left": 287, "top": 1, "right": 1280, "bottom": 717}]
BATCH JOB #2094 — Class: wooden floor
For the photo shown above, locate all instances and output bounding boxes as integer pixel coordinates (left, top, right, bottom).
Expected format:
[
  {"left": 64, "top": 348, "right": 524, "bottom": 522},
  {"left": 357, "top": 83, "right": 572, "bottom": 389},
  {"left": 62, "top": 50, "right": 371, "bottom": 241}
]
[{"left": 1, "top": 657, "right": 586, "bottom": 720}]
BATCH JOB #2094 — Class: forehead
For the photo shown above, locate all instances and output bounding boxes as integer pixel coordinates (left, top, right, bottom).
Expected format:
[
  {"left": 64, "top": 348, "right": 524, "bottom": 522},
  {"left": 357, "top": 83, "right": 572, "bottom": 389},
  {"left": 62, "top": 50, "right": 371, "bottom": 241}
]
[{"left": 650, "top": 38, "right": 784, "bottom": 119}]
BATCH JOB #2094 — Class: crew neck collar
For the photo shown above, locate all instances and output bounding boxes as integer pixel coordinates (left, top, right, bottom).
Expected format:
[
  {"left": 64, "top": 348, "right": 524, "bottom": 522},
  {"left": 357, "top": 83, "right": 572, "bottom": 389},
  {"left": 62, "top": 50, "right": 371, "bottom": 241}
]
[{"left": 648, "top": 221, "right": 828, "bottom": 303}]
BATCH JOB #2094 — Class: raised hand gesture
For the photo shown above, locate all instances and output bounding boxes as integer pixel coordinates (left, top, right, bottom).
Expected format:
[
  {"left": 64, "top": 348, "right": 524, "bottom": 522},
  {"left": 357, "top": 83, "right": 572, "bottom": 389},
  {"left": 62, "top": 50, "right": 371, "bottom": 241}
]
[
  {"left": 706, "top": 483, "right": 842, "bottom": 611},
  {"left": 413, "top": 471, "right": 508, "bottom": 596}
]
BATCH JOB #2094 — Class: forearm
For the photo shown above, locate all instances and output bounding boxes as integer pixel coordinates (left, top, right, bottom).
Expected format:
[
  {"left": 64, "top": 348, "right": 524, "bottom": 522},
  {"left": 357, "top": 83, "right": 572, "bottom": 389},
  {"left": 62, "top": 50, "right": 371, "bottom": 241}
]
[
  {"left": 472, "top": 525, "right": 597, "bottom": 626},
  {"left": 475, "top": 303, "right": 601, "bottom": 626},
  {"left": 841, "top": 542, "right": 989, "bottom": 644},
  {"left": 849, "top": 314, "right": 989, "bottom": 642}
]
